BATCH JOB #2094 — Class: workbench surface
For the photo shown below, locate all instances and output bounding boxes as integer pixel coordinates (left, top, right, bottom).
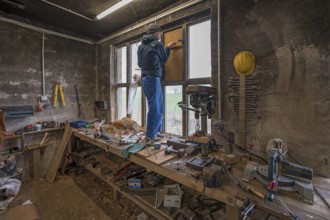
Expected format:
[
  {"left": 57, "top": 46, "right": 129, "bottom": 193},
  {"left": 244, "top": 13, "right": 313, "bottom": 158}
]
[{"left": 73, "top": 131, "right": 330, "bottom": 220}]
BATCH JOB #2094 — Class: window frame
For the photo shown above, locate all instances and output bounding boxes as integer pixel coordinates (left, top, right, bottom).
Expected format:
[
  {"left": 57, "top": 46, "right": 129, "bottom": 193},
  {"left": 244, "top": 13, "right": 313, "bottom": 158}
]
[{"left": 113, "top": 16, "right": 212, "bottom": 136}]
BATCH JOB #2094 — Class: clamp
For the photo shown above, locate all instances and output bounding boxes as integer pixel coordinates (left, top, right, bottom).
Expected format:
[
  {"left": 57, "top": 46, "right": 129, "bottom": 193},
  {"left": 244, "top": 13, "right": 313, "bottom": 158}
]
[{"left": 53, "top": 80, "right": 66, "bottom": 107}]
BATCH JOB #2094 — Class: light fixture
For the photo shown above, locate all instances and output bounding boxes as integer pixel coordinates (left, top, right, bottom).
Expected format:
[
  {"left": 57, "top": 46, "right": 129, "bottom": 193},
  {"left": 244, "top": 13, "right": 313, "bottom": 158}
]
[{"left": 96, "top": 0, "right": 133, "bottom": 20}]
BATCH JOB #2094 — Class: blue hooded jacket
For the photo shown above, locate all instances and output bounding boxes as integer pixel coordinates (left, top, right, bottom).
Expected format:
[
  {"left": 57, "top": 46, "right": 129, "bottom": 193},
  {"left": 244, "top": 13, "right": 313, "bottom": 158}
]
[{"left": 137, "top": 34, "right": 170, "bottom": 78}]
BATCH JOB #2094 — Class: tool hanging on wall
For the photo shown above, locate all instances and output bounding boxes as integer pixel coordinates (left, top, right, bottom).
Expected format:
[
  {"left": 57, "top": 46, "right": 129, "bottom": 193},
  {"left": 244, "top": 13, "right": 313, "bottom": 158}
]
[
  {"left": 74, "top": 84, "right": 84, "bottom": 118},
  {"left": 53, "top": 80, "right": 66, "bottom": 107}
]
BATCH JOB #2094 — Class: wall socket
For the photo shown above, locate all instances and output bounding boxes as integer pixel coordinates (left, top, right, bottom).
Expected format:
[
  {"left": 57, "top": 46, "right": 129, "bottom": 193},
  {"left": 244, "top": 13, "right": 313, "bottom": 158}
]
[{"left": 40, "top": 95, "right": 49, "bottom": 102}]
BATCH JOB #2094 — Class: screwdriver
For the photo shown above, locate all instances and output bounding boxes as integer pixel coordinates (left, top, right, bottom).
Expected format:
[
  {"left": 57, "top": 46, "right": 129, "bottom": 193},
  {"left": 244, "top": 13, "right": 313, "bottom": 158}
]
[{"left": 278, "top": 198, "right": 301, "bottom": 220}]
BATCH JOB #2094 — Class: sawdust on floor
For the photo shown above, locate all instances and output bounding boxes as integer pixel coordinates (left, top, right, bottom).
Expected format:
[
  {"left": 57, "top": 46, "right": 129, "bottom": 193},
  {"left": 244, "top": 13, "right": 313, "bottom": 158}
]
[{"left": 11, "top": 170, "right": 146, "bottom": 220}]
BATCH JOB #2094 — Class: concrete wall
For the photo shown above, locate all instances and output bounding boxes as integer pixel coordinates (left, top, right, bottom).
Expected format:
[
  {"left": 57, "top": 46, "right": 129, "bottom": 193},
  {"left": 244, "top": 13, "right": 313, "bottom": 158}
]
[
  {"left": 218, "top": 0, "right": 330, "bottom": 176},
  {"left": 0, "top": 21, "right": 97, "bottom": 131},
  {"left": 0, "top": 21, "right": 97, "bottom": 179}
]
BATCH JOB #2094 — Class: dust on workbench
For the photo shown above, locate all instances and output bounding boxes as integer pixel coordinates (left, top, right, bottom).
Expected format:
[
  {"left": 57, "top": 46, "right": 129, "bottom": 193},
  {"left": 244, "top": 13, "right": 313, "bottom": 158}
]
[{"left": 14, "top": 171, "right": 153, "bottom": 220}]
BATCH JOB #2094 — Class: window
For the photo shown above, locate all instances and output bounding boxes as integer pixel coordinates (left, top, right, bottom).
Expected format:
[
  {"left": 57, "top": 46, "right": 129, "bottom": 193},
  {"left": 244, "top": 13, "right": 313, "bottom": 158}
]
[
  {"left": 116, "top": 46, "right": 127, "bottom": 83},
  {"left": 186, "top": 20, "right": 212, "bottom": 135},
  {"left": 188, "top": 20, "right": 211, "bottom": 79},
  {"left": 114, "top": 18, "right": 212, "bottom": 136},
  {"left": 131, "top": 42, "right": 141, "bottom": 77},
  {"left": 117, "top": 87, "right": 127, "bottom": 119},
  {"left": 165, "top": 86, "right": 183, "bottom": 135},
  {"left": 130, "top": 87, "right": 142, "bottom": 125}
]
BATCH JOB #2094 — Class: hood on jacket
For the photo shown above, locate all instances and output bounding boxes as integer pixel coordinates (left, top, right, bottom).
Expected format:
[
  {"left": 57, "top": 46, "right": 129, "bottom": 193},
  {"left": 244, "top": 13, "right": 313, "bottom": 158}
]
[{"left": 142, "top": 34, "right": 159, "bottom": 44}]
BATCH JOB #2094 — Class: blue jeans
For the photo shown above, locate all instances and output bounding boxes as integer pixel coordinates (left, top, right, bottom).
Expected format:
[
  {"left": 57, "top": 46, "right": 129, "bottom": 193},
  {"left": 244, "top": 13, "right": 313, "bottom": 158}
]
[{"left": 142, "top": 75, "right": 163, "bottom": 138}]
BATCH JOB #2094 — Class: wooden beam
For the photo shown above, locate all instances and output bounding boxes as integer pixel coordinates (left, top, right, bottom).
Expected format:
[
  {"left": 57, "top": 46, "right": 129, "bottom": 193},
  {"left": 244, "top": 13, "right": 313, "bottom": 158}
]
[{"left": 46, "top": 126, "right": 73, "bottom": 183}]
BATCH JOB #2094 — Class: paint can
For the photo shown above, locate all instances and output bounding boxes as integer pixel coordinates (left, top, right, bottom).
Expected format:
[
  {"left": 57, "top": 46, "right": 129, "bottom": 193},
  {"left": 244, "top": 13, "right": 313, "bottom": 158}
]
[{"left": 35, "top": 124, "right": 42, "bottom": 131}]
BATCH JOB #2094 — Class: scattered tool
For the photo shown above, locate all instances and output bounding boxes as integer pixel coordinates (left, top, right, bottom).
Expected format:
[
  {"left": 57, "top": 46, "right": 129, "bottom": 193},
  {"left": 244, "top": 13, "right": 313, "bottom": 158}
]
[
  {"left": 165, "top": 146, "right": 185, "bottom": 158},
  {"left": 186, "top": 141, "right": 215, "bottom": 171},
  {"left": 237, "top": 181, "right": 265, "bottom": 199},
  {"left": 53, "top": 80, "right": 66, "bottom": 107},
  {"left": 278, "top": 198, "right": 301, "bottom": 220},
  {"left": 74, "top": 84, "right": 84, "bottom": 119},
  {"left": 243, "top": 138, "right": 314, "bottom": 204},
  {"left": 265, "top": 139, "right": 313, "bottom": 202},
  {"left": 94, "top": 127, "right": 112, "bottom": 141},
  {"left": 203, "top": 164, "right": 227, "bottom": 188},
  {"left": 241, "top": 199, "right": 256, "bottom": 220}
]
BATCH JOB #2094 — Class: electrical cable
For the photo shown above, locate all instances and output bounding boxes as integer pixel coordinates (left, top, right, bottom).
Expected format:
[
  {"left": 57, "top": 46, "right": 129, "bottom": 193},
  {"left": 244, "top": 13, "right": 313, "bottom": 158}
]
[
  {"left": 172, "top": 102, "right": 181, "bottom": 134},
  {"left": 287, "top": 151, "right": 329, "bottom": 178},
  {"left": 214, "top": 128, "right": 268, "bottom": 164}
]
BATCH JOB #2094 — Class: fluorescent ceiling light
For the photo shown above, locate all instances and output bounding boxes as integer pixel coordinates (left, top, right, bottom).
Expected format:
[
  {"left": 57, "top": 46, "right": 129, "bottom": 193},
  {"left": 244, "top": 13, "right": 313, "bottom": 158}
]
[{"left": 96, "top": 0, "right": 133, "bottom": 20}]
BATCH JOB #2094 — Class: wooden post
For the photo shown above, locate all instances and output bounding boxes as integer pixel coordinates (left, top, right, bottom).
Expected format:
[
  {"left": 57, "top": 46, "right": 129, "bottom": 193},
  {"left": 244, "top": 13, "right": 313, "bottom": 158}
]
[
  {"left": 46, "top": 126, "right": 73, "bottom": 183},
  {"left": 33, "top": 148, "right": 40, "bottom": 178},
  {"left": 226, "top": 204, "right": 241, "bottom": 220},
  {"left": 238, "top": 74, "right": 246, "bottom": 148}
]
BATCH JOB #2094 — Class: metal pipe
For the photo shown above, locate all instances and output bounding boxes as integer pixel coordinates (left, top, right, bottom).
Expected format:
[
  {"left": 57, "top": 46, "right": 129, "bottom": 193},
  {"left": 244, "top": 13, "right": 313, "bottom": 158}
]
[
  {"left": 40, "top": 0, "right": 94, "bottom": 21},
  {"left": 0, "top": 16, "right": 94, "bottom": 44},
  {"left": 217, "top": 0, "right": 221, "bottom": 119},
  {"left": 42, "top": 33, "right": 45, "bottom": 96},
  {"left": 98, "top": 0, "right": 205, "bottom": 44}
]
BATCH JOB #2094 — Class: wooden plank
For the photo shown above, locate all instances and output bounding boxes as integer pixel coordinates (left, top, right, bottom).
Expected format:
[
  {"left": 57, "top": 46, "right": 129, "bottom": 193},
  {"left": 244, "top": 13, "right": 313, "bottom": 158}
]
[
  {"left": 226, "top": 204, "right": 240, "bottom": 220},
  {"left": 137, "top": 145, "right": 167, "bottom": 158},
  {"left": 238, "top": 75, "right": 246, "bottom": 148},
  {"left": 84, "top": 164, "right": 171, "bottom": 220},
  {"left": 94, "top": 154, "right": 131, "bottom": 172},
  {"left": 60, "top": 136, "right": 72, "bottom": 175},
  {"left": 33, "top": 148, "right": 40, "bottom": 178},
  {"left": 46, "top": 126, "right": 73, "bottom": 183},
  {"left": 144, "top": 149, "right": 177, "bottom": 165},
  {"left": 164, "top": 27, "right": 183, "bottom": 82}
]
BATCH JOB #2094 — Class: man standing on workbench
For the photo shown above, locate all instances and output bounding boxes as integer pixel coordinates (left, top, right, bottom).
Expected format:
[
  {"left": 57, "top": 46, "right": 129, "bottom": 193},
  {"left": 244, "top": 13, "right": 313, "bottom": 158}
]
[{"left": 138, "top": 23, "right": 177, "bottom": 144}]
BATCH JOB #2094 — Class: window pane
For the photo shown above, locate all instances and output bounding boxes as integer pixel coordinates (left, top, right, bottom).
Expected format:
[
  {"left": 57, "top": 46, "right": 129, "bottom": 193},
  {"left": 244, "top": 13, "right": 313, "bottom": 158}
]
[
  {"left": 131, "top": 42, "right": 141, "bottom": 78},
  {"left": 131, "top": 87, "right": 142, "bottom": 125},
  {"left": 116, "top": 46, "right": 127, "bottom": 83},
  {"left": 165, "top": 86, "right": 182, "bottom": 135},
  {"left": 188, "top": 20, "right": 211, "bottom": 79},
  {"left": 117, "top": 87, "right": 127, "bottom": 119}
]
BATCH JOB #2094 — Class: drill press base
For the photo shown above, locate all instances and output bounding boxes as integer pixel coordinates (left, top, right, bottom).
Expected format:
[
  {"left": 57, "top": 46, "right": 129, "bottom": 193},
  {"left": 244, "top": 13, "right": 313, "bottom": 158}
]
[{"left": 186, "top": 155, "right": 215, "bottom": 171}]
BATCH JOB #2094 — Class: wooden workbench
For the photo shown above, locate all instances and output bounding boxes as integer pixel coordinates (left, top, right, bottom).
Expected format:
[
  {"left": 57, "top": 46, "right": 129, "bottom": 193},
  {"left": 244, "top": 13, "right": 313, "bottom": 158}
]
[{"left": 73, "top": 131, "right": 330, "bottom": 220}]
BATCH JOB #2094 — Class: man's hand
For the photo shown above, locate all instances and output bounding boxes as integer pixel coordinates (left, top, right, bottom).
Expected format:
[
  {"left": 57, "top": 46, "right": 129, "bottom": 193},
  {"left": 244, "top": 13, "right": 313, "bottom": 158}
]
[{"left": 167, "top": 41, "right": 177, "bottom": 49}]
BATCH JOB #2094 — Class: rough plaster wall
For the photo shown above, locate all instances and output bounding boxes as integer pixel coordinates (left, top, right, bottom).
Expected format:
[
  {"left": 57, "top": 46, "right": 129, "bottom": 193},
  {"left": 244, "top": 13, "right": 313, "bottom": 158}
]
[
  {"left": 95, "top": 43, "right": 112, "bottom": 122},
  {"left": 219, "top": 0, "right": 330, "bottom": 176},
  {"left": 0, "top": 21, "right": 97, "bottom": 131},
  {"left": 0, "top": 21, "right": 97, "bottom": 176}
]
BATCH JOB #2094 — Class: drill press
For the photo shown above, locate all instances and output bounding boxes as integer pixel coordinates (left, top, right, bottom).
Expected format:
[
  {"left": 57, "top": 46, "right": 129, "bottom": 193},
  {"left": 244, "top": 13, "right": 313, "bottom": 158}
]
[{"left": 178, "top": 85, "right": 217, "bottom": 171}]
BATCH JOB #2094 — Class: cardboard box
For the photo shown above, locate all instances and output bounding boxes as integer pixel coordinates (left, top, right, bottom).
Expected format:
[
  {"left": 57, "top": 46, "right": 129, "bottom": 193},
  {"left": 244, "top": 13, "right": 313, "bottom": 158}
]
[
  {"left": 128, "top": 179, "right": 141, "bottom": 189},
  {"left": 163, "top": 184, "right": 183, "bottom": 208},
  {"left": 164, "top": 194, "right": 181, "bottom": 208}
]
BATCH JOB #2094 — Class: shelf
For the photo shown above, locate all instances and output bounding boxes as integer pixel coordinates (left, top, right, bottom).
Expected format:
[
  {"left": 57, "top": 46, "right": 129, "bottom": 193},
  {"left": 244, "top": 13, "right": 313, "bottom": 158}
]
[
  {"left": 4, "top": 127, "right": 65, "bottom": 140},
  {"left": 84, "top": 164, "right": 172, "bottom": 220}
]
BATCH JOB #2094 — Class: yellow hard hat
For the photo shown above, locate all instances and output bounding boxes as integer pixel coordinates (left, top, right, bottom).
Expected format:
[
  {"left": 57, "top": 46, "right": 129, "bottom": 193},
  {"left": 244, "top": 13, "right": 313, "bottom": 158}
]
[{"left": 233, "top": 51, "right": 255, "bottom": 75}]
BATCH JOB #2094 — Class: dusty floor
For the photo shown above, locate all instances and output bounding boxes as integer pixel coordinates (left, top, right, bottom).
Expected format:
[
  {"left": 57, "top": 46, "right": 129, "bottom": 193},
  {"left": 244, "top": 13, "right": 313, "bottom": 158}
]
[{"left": 7, "top": 170, "right": 145, "bottom": 220}]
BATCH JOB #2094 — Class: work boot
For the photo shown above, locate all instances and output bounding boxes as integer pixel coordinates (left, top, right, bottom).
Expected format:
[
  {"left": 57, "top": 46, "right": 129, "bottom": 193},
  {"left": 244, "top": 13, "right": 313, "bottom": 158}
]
[
  {"left": 157, "top": 132, "right": 165, "bottom": 138},
  {"left": 140, "top": 137, "right": 161, "bottom": 145}
]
